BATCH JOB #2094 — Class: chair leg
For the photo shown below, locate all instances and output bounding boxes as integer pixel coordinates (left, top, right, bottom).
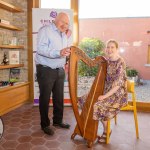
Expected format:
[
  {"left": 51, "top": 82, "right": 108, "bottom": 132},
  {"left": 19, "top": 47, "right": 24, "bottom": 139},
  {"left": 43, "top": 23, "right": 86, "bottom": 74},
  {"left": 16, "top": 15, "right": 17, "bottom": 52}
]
[
  {"left": 133, "top": 109, "right": 139, "bottom": 138},
  {"left": 114, "top": 115, "right": 117, "bottom": 125},
  {"left": 106, "top": 120, "right": 111, "bottom": 144}
]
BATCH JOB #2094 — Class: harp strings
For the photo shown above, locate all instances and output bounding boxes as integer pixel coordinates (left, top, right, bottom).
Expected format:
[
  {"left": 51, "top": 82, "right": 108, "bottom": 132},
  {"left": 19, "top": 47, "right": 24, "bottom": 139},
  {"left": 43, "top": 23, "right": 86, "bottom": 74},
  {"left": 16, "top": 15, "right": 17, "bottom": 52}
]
[
  {"left": 83, "top": 66, "right": 102, "bottom": 137},
  {"left": 69, "top": 46, "right": 105, "bottom": 136}
]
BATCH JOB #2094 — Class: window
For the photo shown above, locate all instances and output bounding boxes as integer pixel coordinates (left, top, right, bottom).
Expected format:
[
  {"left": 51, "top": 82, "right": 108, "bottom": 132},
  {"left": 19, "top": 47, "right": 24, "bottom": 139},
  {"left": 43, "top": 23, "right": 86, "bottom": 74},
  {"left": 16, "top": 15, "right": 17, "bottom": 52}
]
[
  {"left": 41, "top": 0, "right": 70, "bottom": 9},
  {"left": 79, "top": 0, "right": 150, "bottom": 18}
]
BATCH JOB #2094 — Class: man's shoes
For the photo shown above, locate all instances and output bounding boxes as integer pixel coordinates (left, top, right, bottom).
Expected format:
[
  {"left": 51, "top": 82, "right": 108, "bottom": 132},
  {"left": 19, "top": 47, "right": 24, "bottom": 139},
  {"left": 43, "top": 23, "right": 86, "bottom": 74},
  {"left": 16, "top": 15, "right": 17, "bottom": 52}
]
[
  {"left": 41, "top": 126, "right": 54, "bottom": 135},
  {"left": 53, "top": 122, "right": 70, "bottom": 129}
]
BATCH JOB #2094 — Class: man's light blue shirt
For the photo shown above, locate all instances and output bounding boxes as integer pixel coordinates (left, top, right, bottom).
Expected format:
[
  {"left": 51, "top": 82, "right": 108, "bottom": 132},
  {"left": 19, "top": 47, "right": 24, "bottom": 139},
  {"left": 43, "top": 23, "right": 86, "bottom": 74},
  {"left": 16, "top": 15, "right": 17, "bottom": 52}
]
[{"left": 35, "top": 23, "right": 71, "bottom": 69}]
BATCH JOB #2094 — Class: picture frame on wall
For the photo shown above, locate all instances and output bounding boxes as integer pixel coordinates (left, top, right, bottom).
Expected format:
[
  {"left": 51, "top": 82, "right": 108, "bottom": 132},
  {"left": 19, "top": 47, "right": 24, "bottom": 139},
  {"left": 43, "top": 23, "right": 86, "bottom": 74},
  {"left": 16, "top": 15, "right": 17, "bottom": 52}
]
[
  {"left": 9, "top": 51, "right": 19, "bottom": 64},
  {"left": 9, "top": 68, "right": 20, "bottom": 82}
]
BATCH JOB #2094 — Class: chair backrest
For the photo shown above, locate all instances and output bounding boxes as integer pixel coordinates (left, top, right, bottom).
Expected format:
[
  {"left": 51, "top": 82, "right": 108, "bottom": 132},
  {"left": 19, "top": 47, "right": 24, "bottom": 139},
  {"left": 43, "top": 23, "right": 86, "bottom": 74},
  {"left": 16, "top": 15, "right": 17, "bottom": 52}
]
[
  {"left": 127, "top": 80, "right": 136, "bottom": 104},
  {"left": 121, "top": 80, "right": 136, "bottom": 110},
  {"left": 127, "top": 80, "right": 135, "bottom": 93}
]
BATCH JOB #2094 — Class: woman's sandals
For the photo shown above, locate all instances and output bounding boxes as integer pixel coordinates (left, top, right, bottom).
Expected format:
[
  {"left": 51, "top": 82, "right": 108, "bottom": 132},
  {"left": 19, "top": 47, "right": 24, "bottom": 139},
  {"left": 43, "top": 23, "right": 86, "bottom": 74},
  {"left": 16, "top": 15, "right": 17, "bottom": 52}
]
[{"left": 97, "top": 131, "right": 112, "bottom": 144}]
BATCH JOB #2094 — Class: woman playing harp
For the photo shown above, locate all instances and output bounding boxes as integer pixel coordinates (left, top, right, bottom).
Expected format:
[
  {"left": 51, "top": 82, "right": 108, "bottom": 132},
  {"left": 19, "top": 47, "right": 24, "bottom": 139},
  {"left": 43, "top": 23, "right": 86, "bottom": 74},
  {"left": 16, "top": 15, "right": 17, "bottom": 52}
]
[{"left": 78, "top": 40, "right": 128, "bottom": 144}]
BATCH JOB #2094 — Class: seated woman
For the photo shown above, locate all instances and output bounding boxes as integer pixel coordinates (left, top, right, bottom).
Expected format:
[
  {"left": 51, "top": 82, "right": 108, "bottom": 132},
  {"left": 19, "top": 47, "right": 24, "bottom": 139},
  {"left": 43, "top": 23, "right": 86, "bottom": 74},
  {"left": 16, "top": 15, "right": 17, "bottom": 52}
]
[{"left": 78, "top": 39, "right": 128, "bottom": 144}]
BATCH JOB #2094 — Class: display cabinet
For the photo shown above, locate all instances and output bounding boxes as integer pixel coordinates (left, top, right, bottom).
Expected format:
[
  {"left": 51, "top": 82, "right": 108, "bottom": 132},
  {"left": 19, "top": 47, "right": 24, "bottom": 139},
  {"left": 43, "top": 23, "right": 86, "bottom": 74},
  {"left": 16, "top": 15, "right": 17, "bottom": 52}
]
[{"left": 0, "top": 0, "right": 29, "bottom": 115}]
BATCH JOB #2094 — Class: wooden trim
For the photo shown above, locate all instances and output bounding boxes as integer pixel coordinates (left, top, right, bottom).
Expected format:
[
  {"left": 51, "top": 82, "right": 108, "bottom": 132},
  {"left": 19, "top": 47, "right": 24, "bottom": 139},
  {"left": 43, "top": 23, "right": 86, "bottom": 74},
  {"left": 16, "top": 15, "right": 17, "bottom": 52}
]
[
  {"left": 0, "top": 82, "right": 29, "bottom": 92},
  {"left": 34, "top": 0, "right": 41, "bottom": 8},
  {"left": 129, "top": 101, "right": 150, "bottom": 112},
  {"left": 0, "top": 23, "right": 23, "bottom": 31},
  {"left": 71, "top": 0, "right": 79, "bottom": 46},
  {"left": 0, "top": 0, "right": 24, "bottom": 12},
  {"left": 147, "top": 45, "right": 150, "bottom": 64},
  {"left": 0, "top": 64, "right": 24, "bottom": 69},
  {"left": 27, "top": 0, "right": 40, "bottom": 102},
  {"left": 0, "top": 45, "right": 24, "bottom": 49}
]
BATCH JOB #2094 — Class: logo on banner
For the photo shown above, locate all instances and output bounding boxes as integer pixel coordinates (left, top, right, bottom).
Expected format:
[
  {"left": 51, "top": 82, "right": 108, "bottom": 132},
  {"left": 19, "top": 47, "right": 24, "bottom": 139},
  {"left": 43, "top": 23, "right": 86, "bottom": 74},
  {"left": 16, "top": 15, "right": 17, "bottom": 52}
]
[{"left": 40, "top": 11, "right": 58, "bottom": 26}]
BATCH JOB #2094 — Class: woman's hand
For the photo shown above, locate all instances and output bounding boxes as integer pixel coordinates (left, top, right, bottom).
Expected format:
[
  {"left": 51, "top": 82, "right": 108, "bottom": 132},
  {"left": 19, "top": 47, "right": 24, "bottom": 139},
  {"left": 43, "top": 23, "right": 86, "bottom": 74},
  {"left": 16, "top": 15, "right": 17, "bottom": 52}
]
[{"left": 98, "top": 95, "right": 106, "bottom": 101}]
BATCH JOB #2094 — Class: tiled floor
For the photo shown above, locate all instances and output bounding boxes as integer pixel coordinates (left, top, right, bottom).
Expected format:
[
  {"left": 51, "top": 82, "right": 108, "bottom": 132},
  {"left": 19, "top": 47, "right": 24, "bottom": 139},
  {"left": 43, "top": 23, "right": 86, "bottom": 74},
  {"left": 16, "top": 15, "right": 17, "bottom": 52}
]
[{"left": 0, "top": 103, "right": 150, "bottom": 150}]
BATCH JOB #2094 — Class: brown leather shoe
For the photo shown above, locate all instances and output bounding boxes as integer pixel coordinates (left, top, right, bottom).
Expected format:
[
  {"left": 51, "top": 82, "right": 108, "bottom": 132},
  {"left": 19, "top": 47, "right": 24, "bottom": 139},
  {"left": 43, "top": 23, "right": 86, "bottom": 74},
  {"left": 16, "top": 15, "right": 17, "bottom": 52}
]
[
  {"left": 53, "top": 122, "right": 70, "bottom": 129},
  {"left": 42, "top": 126, "right": 54, "bottom": 135}
]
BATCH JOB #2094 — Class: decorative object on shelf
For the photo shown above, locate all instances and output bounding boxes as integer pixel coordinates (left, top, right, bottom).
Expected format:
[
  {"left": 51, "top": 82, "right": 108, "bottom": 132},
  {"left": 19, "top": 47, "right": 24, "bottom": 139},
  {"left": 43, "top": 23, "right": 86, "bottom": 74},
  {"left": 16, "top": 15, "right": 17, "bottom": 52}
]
[
  {"left": 10, "top": 36, "right": 17, "bottom": 45},
  {"left": 9, "top": 68, "right": 20, "bottom": 82},
  {"left": 18, "top": 39, "right": 24, "bottom": 45},
  {"left": 1, "top": 52, "right": 9, "bottom": 65},
  {"left": 9, "top": 81, "right": 14, "bottom": 86},
  {"left": 0, "top": 19, "right": 10, "bottom": 25},
  {"left": 2, "top": 34, "right": 9, "bottom": 45},
  {"left": 9, "top": 50, "right": 19, "bottom": 64},
  {"left": 10, "top": 32, "right": 18, "bottom": 45},
  {"left": 0, "top": 81, "right": 11, "bottom": 87}
]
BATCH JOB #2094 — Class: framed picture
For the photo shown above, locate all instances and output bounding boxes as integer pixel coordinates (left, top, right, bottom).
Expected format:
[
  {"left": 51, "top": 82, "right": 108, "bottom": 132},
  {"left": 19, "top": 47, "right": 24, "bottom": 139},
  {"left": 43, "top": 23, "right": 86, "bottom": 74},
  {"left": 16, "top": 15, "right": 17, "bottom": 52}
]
[
  {"left": 9, "top": 68, "right": 20, "bottom": 82},
  {"left": 9, "top": 51, "right": 19, "bottom": 64}
]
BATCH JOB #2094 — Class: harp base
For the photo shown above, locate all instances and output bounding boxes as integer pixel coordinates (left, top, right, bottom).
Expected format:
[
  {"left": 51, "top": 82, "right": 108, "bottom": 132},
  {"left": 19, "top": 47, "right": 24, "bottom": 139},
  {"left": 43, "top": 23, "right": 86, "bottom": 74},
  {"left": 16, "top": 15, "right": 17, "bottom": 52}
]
[
  {"left": 87, "top": 141, "right": 93, "bottom": 148},
  {"left": 71, "top": 133, "right": 77, "bottom": 139},
  {"left": 71, "top": 126, "right": 95, "bottom": 148}
]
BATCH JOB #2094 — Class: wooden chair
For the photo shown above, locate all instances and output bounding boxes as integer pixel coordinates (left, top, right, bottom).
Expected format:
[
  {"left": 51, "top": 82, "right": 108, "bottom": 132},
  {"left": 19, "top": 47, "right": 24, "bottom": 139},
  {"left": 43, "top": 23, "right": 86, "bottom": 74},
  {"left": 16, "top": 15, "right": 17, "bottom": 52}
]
[{"left": 106, "top": 80, "right": 139, "bottom": 144}]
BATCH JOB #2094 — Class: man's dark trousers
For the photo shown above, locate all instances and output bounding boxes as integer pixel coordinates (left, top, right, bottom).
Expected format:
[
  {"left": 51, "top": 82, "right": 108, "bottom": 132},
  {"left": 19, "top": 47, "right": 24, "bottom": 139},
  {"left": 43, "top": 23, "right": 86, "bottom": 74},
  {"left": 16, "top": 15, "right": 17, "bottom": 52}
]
[{"left": 36, "top": 64, "right": 65, "bottom": 128}]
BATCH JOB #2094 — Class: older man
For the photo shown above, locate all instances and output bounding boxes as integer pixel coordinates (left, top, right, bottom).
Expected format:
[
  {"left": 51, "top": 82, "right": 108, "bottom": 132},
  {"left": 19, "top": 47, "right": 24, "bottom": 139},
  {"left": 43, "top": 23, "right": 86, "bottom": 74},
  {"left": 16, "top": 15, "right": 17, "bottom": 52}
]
[{"left": 35, "top": 12, "right": 71, "bottom": 135}]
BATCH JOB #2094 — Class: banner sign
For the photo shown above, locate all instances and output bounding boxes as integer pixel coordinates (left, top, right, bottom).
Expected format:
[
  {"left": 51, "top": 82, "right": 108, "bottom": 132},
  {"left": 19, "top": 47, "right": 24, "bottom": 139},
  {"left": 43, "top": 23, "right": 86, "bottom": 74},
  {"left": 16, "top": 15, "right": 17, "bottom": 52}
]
[{"left": 32, "top": 8, "right": 73, "bottom": 105}]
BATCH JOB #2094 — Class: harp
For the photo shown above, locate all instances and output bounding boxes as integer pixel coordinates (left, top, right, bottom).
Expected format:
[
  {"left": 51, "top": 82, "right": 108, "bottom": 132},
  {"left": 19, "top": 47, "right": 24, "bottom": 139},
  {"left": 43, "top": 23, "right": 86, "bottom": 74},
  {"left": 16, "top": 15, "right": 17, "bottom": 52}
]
[{"left": 68, "top": 46, "right": 107, "bottom": 147}]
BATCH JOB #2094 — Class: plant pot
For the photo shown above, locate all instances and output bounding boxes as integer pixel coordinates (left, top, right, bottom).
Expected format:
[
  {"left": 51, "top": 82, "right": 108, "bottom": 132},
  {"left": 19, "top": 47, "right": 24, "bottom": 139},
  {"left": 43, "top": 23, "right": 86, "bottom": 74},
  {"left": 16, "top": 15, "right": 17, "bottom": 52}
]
[{"left": 128, "top": 76, "right": 138, "bottom": 82}]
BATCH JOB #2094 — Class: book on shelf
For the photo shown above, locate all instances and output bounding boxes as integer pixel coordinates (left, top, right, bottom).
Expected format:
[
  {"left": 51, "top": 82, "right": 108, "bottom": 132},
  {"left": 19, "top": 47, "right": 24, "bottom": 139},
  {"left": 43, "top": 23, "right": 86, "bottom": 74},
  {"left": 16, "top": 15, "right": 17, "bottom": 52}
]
[
  {"left": 9, "top": 68, "right": 20, "bottom": 82},
  {"left": 0, "top": 19, "right": 10, "bottom": 25},
  {"left": 9, "top": 51, "right": 20, "bottom": 64}
]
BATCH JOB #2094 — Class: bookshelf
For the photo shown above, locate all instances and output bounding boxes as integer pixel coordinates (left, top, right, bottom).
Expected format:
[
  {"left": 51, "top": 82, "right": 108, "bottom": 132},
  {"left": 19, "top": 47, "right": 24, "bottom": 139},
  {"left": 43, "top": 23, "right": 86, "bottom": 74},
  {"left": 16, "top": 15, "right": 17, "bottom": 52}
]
[{"left": 0, "top": 0, "right": 29, "bottom": 115}]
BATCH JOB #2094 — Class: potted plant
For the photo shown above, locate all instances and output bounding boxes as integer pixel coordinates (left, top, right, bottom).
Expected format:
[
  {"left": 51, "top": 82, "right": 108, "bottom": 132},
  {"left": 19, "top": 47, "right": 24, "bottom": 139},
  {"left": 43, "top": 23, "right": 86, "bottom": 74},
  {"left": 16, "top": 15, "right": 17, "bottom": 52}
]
[{"left": 126, "top": 68, "right": 138, "bottom": 82}]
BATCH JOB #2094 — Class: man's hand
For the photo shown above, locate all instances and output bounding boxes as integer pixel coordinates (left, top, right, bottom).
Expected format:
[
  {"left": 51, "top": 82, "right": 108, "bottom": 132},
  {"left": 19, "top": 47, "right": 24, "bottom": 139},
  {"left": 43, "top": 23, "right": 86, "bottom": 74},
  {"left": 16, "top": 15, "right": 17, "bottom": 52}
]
[{"left": 60, "top": 47, "right": 71, "bottom": 57}]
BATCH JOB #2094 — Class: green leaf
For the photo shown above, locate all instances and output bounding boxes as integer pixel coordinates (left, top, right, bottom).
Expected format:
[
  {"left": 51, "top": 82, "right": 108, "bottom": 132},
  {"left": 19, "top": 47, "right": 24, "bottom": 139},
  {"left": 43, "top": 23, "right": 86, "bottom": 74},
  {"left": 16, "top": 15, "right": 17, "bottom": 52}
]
[{"left": 78, "top": 38, "right": 105, "bottom": 76}]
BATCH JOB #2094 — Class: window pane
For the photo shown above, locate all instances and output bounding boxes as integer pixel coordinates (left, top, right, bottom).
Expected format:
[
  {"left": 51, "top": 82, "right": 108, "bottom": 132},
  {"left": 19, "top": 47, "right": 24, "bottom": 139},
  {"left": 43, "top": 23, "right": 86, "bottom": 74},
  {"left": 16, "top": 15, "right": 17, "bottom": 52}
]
[
  {"left": 79, "top": 0, "right": 150, "bottom": 18},
  {"left": 41, "top": 0, "right": 70, "bottom": 9}
]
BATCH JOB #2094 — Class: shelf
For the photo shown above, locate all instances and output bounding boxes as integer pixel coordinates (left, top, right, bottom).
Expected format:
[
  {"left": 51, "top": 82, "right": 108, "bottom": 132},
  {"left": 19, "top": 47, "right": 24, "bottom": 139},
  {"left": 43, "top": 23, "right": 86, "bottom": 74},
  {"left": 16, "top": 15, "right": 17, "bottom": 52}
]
[
  {"left": 0, "top": 23, "right": 23, "bottom": 31},
  {"left": 0, "top": 64, "right": 24, "bottom": 69},
  {"left": 0, "top": 45, "right": 24, "bottom": 49},
  {"left": 0, "top": 82, "right": 29, "bottom": 92},
  {"left": 0, "top": 0, "right": 23, "bottom": 12},
  {"left": 0, "top": 82, "right": 29, "bottom": 116},
  {"left": 0, "top": 0, "right": 29, "bottom": 116}
]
